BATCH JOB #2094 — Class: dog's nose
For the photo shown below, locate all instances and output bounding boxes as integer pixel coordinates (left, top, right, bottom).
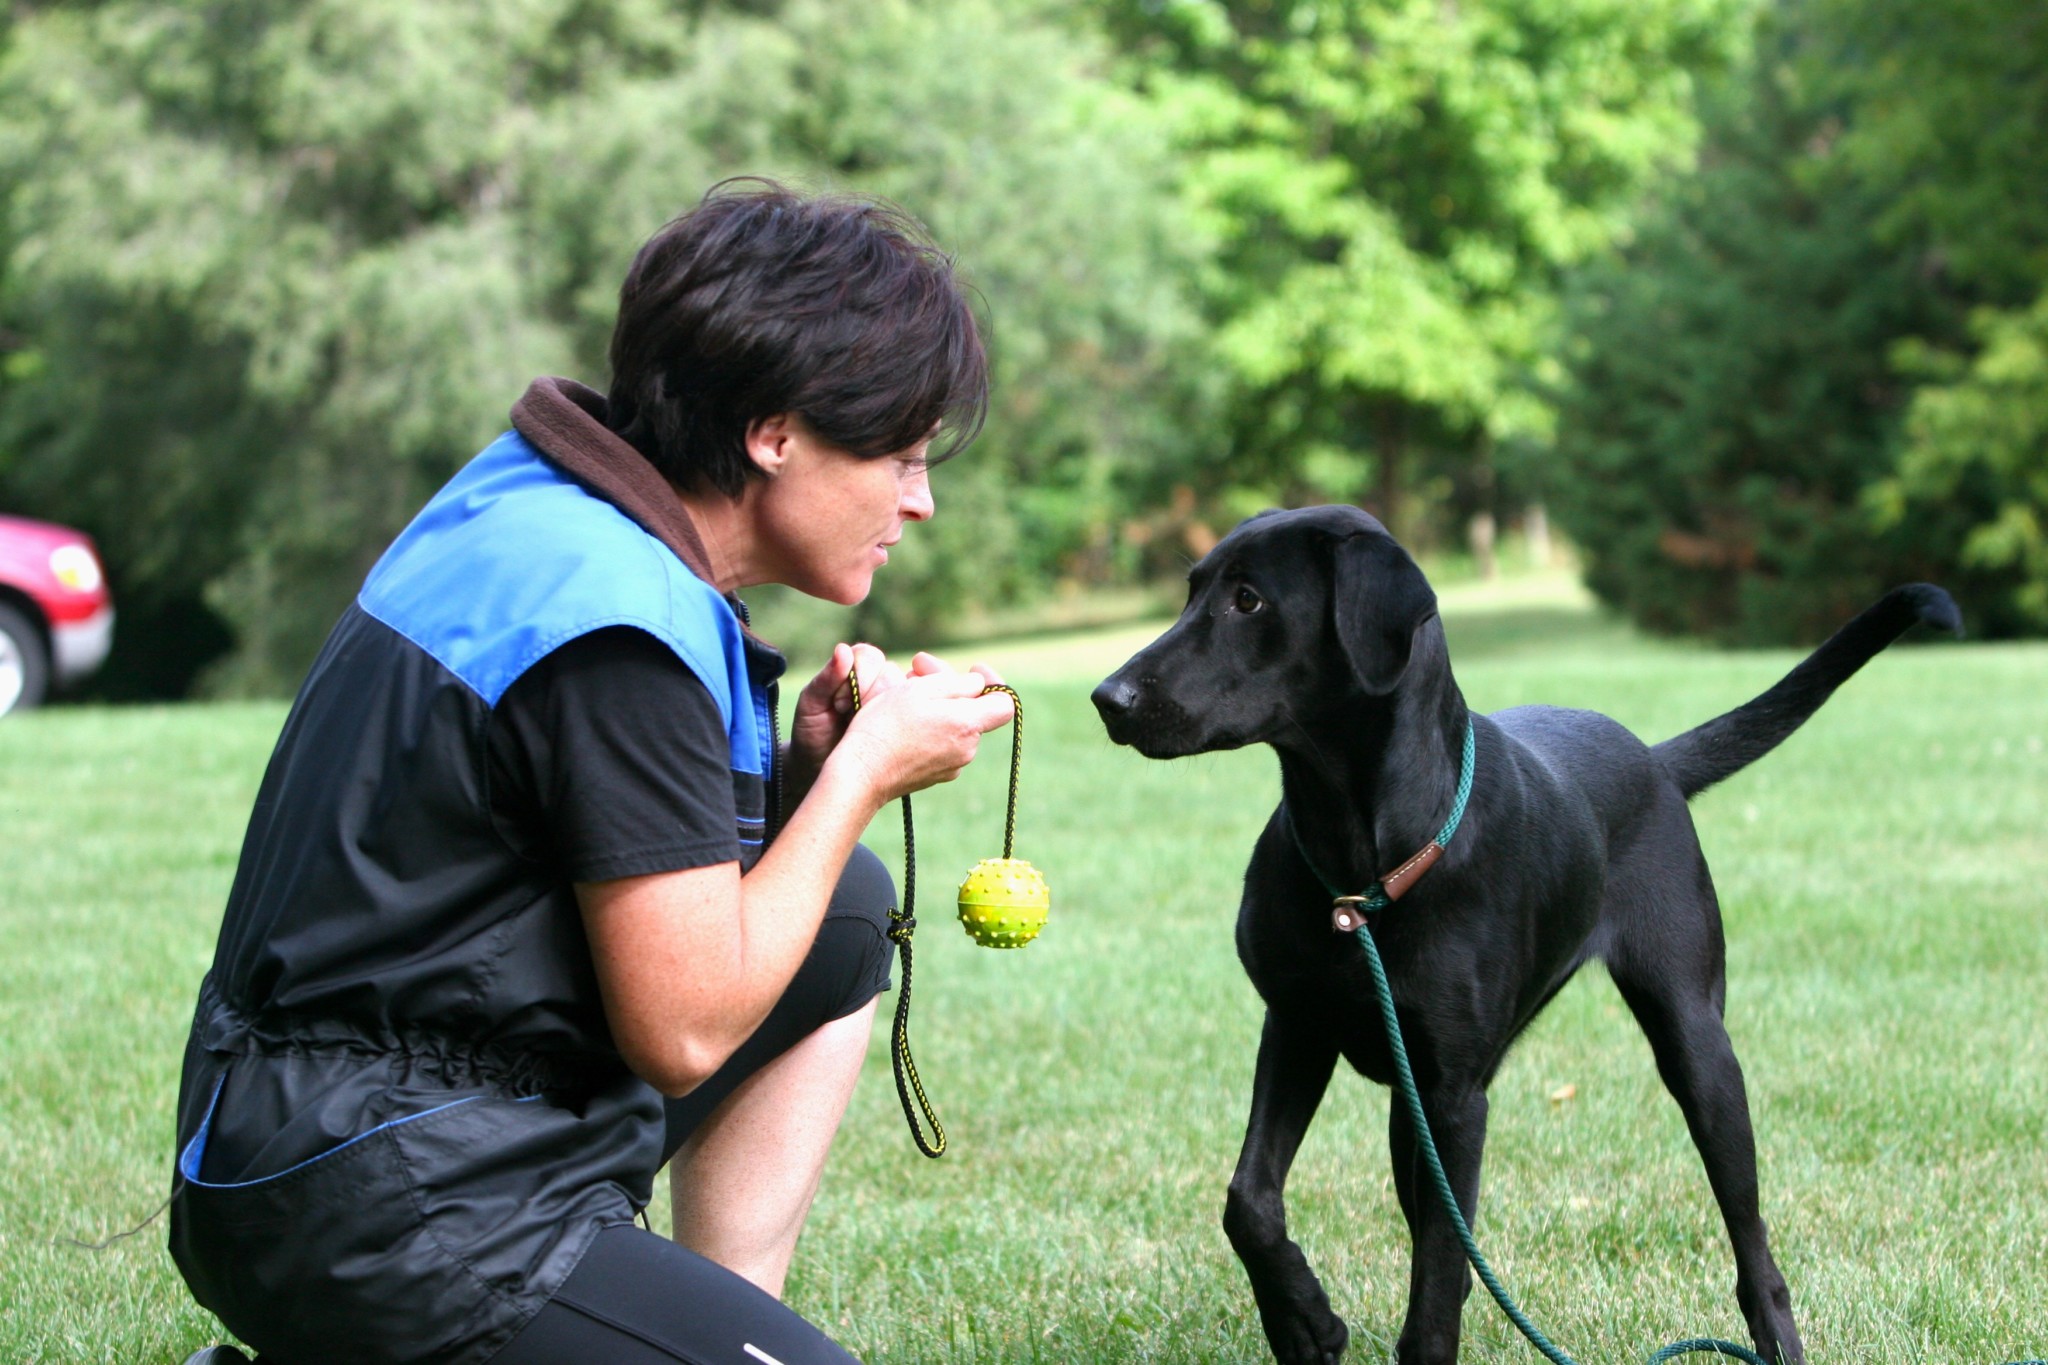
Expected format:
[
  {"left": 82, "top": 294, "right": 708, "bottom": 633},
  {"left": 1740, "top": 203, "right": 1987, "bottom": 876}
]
[{"left": 1091, "top": 676, "right": 1140, "bottom": 720}]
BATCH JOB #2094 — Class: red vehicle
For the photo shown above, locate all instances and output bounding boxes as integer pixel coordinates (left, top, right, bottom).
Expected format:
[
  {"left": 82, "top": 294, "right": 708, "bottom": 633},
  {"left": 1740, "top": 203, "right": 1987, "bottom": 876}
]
[{"left": 0, "top": 514, "right": 115, "bottom": 715}]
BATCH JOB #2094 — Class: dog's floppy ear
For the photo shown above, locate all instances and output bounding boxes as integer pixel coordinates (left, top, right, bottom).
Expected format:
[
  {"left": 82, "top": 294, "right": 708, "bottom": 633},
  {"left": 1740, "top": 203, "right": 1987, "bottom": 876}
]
[{"left": 1332, "top": 531, "right": 1438, "bottom": 695}]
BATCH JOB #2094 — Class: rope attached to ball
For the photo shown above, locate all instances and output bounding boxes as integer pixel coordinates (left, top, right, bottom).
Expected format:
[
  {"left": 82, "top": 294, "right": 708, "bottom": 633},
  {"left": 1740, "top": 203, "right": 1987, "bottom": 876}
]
[{"left": 848, "top": 666, "right": 1043, "bottom": 1158}]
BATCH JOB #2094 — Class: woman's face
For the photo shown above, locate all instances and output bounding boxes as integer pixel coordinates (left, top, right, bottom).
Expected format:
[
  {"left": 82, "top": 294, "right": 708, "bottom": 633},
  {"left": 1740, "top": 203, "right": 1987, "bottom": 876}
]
[{"left": 747, "top": 413, "right": 936, "bottom": 605}]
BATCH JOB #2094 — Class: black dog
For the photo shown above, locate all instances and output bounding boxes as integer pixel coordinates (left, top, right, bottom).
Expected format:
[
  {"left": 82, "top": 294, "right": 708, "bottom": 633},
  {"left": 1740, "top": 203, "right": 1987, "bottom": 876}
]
[{"left": 1091, "top": 505, "right": 1959, "bottom": 1365}]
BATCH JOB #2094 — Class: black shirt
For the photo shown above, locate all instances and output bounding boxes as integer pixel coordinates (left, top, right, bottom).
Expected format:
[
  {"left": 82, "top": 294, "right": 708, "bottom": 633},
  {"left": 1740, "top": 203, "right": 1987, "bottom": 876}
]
[{"left": 487, "top": 626, "right": 749, "bottom": 884}]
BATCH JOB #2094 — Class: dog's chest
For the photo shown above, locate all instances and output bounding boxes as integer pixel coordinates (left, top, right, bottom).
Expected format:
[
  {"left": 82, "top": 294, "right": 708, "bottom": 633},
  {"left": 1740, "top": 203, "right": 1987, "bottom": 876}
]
[
  {"left": 1235, "top": 908, "right": 1399, "bottom": 1076},
  {"left": 1239, "top": 883, "right": 1546, "bottom": 1089}
]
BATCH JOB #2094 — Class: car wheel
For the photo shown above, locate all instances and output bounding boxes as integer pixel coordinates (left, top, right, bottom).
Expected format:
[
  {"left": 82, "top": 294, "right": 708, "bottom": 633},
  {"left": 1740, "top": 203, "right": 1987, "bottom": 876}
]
[{"left": 0, "top": 601, "right": 51, "bottom": 716}]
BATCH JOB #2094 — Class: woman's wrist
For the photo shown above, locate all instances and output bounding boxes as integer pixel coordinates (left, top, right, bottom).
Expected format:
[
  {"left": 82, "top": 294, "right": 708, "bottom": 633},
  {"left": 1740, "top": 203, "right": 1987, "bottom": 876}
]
[
  {"left": 805, "top": 736, "right": 890, "bottom": 820},
  {"left": 779, "top": 740, "right": 824, "bottom": 811}
]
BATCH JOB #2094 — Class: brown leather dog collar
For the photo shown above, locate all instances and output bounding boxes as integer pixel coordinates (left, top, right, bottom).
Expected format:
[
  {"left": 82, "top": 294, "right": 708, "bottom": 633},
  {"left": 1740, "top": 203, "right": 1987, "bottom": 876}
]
[{"left": 1283, "top": 718, "right": 1477, "bottom": 933}]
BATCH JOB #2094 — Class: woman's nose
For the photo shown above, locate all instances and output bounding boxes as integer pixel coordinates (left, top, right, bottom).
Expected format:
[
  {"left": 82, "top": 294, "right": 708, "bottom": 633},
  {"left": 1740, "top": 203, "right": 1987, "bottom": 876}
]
[{"left": 901, "top": 466, "right": 935, "bottom": 521}]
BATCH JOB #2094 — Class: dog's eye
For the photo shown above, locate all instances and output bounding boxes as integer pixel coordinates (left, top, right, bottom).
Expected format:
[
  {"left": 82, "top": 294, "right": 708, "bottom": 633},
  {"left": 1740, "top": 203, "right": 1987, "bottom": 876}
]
[{"left": 1234, "top": 586, "right": 1264, "bottom": 615}]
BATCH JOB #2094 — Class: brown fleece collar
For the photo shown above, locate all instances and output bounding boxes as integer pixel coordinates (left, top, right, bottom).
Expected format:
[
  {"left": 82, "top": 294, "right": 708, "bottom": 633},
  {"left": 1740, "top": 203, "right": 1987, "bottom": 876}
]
[{"left": 509, "top": 377, "right": 718, "bottom": 585}]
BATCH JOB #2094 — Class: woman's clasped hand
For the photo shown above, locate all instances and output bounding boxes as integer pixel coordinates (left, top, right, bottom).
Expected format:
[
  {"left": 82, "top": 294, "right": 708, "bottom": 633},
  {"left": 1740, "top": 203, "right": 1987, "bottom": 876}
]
[{"left": 791, "top": 643, "right": 1015, "bottom": 808}]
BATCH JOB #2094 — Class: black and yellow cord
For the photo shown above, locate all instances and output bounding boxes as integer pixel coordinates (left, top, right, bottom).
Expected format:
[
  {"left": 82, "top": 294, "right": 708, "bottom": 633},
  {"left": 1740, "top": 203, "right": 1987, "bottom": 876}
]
[{"left": 847, "top": 664, "right": 1022, "bottom": 1158}]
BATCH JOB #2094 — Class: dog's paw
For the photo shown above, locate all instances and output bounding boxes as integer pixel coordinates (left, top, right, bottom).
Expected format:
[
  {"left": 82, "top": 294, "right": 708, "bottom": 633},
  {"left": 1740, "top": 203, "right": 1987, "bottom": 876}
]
[
  {"left": 1267, "top": 1307, "right": 1348, "bottom": 1365},
  {"left": 1751, "top": 1325, "right": 1806, "bottom": 1365}
]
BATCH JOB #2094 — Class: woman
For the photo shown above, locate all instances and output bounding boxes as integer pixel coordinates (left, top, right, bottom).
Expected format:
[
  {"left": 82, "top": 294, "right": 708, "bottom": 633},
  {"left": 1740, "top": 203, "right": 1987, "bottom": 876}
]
[{"left": 173, "top": 181, "right": 1014, "bottom": 1365}]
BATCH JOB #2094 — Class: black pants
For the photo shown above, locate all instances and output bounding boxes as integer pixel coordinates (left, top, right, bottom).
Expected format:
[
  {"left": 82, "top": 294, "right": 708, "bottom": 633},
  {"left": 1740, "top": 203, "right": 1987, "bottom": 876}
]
[
  {"left": 485, "top": 1225, "right": 860, "bottom": 1365},
  {"left": 483, "top": 845, "right": 896, "bottom": 1365}
]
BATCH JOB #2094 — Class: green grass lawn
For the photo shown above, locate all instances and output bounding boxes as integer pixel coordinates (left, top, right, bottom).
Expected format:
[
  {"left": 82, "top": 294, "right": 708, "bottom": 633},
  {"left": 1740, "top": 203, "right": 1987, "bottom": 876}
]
[{"left": 3, "top": 576, "right": 2044, "bottom": 1363}]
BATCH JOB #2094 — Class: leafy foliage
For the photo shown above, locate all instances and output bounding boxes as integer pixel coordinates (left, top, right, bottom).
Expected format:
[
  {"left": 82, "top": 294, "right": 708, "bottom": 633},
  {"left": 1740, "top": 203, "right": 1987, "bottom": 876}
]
[
  {"left": 0, "top": 0, "right": 1203, "bottom": 692},
  {"left": 1093, "top": 0, "right": 1752, "bottom": 534},
  {"left": 2, "top": 0, "right": 2044, "bottom": 694},
  {"left": 1822, "top": 0, "right": 2048, "bottom": 635},
  {"left": 1873, "top": 297, "right": 2048, "bottom": 633},
  {"left": 1550, "top": 20, "right": 1963, "bottom": 644},
  {"left": 1552, "top": 0, "right": 2048, "bottom": 642}
]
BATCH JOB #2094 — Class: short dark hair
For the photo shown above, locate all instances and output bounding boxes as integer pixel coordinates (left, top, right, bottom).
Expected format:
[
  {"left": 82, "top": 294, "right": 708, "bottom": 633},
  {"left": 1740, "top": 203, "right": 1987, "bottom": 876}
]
[{"left": 605, "top": 179, "right": 988, "bottom": 497}]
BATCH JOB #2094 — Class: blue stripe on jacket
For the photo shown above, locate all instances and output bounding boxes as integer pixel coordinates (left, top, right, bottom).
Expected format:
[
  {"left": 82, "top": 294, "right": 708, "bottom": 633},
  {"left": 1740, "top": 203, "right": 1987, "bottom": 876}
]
[{"left": 357, "top": 429, "right": 769, "bottom": 778}]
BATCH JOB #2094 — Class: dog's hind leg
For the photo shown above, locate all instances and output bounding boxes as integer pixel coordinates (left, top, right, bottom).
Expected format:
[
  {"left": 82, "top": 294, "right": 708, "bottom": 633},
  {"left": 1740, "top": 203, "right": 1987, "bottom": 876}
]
[
  {"left": 1226, "top": 1008, "right": 1349, "bottom": 1365},
  {"left": 1388, "top": 1078, "right": 1490, "bottom": 1365},
  {"left": 1609, "top": 942, "right": 1805, "bottom": 1365}
]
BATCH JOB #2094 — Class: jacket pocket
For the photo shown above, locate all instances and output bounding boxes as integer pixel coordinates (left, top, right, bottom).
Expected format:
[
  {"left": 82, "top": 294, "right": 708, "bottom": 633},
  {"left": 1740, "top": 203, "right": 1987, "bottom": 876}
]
[{"left": 171, "top": 1074, "right": 508, "bottom": 1365}]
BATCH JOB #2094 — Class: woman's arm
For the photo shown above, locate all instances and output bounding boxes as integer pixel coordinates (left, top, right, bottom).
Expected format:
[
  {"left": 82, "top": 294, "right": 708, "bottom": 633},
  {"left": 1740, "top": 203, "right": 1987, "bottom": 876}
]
[{"left": 578, "top": 667, "right": 1012, "bottom": 1096}]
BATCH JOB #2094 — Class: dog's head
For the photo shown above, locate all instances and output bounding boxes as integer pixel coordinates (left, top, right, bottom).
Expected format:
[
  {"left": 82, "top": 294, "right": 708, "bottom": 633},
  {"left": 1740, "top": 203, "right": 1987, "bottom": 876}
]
[{"left": 1092, "top": 505, "right": 1438, "bottom": 758}]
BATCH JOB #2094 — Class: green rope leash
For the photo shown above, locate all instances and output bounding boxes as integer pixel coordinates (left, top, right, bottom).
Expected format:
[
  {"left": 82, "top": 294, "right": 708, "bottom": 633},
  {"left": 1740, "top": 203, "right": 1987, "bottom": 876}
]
[
  {"left": 1439, "top": 720, "right": 1477, "bottom": 846},
  {"left": 1334, "top": 719, "right": 1762, "bottom": 1363}
]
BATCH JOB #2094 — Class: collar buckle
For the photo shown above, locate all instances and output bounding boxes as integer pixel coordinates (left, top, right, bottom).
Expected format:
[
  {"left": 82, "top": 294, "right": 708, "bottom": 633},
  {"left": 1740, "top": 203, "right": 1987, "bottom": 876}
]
[{"left": 1331, "top": 893, "right": 1382, "bottom": 934}]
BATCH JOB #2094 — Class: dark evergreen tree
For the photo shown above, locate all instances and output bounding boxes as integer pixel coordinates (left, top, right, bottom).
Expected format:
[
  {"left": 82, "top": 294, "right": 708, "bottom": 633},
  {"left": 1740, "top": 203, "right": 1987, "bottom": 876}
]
[{"left": 1553, "top": 12, "right": 1969, "bottom": 643}]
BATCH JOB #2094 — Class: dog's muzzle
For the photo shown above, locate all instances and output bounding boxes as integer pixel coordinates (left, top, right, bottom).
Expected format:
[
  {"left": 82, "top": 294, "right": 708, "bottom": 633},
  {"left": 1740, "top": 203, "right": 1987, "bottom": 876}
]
[
  {"left": 1092, "top": 673, "right": 1211, "bottom": 757},
  {"left": 1090, "top": 675, "right": 1144, "bottom": 745}
]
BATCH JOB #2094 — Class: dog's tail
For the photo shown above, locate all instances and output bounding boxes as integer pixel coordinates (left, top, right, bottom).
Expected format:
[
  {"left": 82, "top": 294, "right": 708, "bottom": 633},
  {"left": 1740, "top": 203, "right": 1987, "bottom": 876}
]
[{"left": 1653, "top": 584, "right": 1962, "bottom": 800}]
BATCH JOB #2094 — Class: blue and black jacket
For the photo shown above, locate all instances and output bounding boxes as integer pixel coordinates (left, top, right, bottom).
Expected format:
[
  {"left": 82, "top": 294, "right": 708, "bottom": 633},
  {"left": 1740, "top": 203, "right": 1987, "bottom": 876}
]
[{"left": 170, "top": 380, "right": 785, "bottom": 1365}]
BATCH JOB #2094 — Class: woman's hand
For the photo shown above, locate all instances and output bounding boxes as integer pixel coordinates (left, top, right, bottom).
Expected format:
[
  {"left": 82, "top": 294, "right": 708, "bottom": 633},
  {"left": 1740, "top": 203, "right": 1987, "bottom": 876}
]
[
  {"left": 786, "top": 645, "right": 1005, "bottom": 799},
  {"left": 822, "top": 654, "right": 1012, "bottom": 807},
  {"left": 788, "top": 642, "right": 898, "bottom": 781},
  {"left": 584, "top": 651, "right": 1008, "bottom": 1098}
]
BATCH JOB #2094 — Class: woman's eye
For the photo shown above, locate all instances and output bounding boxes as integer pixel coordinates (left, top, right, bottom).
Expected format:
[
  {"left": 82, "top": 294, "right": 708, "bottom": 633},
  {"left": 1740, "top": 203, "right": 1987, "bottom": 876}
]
[{"left": 1234, "top": 586, "right": 1264, "bottom": 614}]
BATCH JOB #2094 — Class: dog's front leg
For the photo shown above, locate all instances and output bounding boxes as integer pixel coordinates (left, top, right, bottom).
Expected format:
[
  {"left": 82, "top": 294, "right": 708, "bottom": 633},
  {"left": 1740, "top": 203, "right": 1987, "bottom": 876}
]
[
  {"left": 1226, "top": 1008, "right": 1349, "bottom": 1365},
  {"left": 1389, "top": 1082, "right": 1489, "bottom": 1365}
]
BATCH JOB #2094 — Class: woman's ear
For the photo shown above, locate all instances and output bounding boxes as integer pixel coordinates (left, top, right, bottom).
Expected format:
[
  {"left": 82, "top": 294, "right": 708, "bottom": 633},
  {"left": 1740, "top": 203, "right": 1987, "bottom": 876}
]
[
  {"left": 744, "top": 413, "right": 796, "bottom": 478},
  {"left": 1331, "top": 531, "right": 1438, "bottom": 695}
]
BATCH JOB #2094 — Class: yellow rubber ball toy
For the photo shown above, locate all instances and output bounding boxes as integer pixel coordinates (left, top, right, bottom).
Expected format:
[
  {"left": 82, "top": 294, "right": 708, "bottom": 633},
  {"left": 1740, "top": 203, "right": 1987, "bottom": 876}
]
[{"left": 956, "top": 857, "right": 1050, "bottom": 949}]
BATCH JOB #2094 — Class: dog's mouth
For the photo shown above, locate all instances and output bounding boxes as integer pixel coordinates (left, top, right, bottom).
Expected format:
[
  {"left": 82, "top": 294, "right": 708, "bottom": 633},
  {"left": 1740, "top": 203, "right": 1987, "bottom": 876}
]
[
  {"left": 1092, "top": 677, "right": 1226, "bottom": 758},
  {"left": 1110, "top": 723, "right": 1199, "bottom": 759}
]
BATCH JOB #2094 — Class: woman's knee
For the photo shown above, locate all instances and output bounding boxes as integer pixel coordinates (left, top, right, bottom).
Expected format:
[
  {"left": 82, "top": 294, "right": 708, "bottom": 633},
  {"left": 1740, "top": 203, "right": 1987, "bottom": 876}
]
[
  {"left": 826, "top": 842, "right": 896, "bottom": 933},
  {"left": 813, "top": 844, "right": 896, "bottom": 1022},
  {"left": 810, "top": 843, "right": 897, "bottom": 1016}
]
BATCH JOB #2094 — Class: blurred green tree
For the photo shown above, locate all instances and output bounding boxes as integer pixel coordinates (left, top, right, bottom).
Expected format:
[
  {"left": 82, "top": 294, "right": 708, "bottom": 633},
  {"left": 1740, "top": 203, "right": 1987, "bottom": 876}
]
[
  {"left": 1091, "top": 0, "right": 1753, "bottom": 547},
  {"left": 1873, "top": 300, "right": 2048, "bottom": 632},
  {"left": 1550, "top": 16, "right": 1954, "bottom": 643},
  {"left": 1551, "top": 0, "right": 2048, "bottom": 641},
  {"left": 1823, "top": 0, "right": 2048, "bottom": 634},
  {"left": 0, "top": 0, "right": 1203, "bottom": 694}
]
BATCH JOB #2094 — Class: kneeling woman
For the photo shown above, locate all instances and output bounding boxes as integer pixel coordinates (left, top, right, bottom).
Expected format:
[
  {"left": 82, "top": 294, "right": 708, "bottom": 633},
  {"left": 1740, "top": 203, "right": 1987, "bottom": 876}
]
[{"left": 171, "top": 182, "right": 1015, "bottom": 1365}]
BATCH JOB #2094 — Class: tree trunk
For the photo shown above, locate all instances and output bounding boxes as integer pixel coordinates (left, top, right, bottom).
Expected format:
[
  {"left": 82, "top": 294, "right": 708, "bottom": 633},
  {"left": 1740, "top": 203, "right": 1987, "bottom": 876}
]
[
  {"left": 1526, "top": 502, "right": 1552, "bottom": 568},
  {"left": 1468, "top": 510, "right": 1498, "bottom": 579},
  {"left": 1369, "top": 404, "right": 1406, "bottom": 532}
]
